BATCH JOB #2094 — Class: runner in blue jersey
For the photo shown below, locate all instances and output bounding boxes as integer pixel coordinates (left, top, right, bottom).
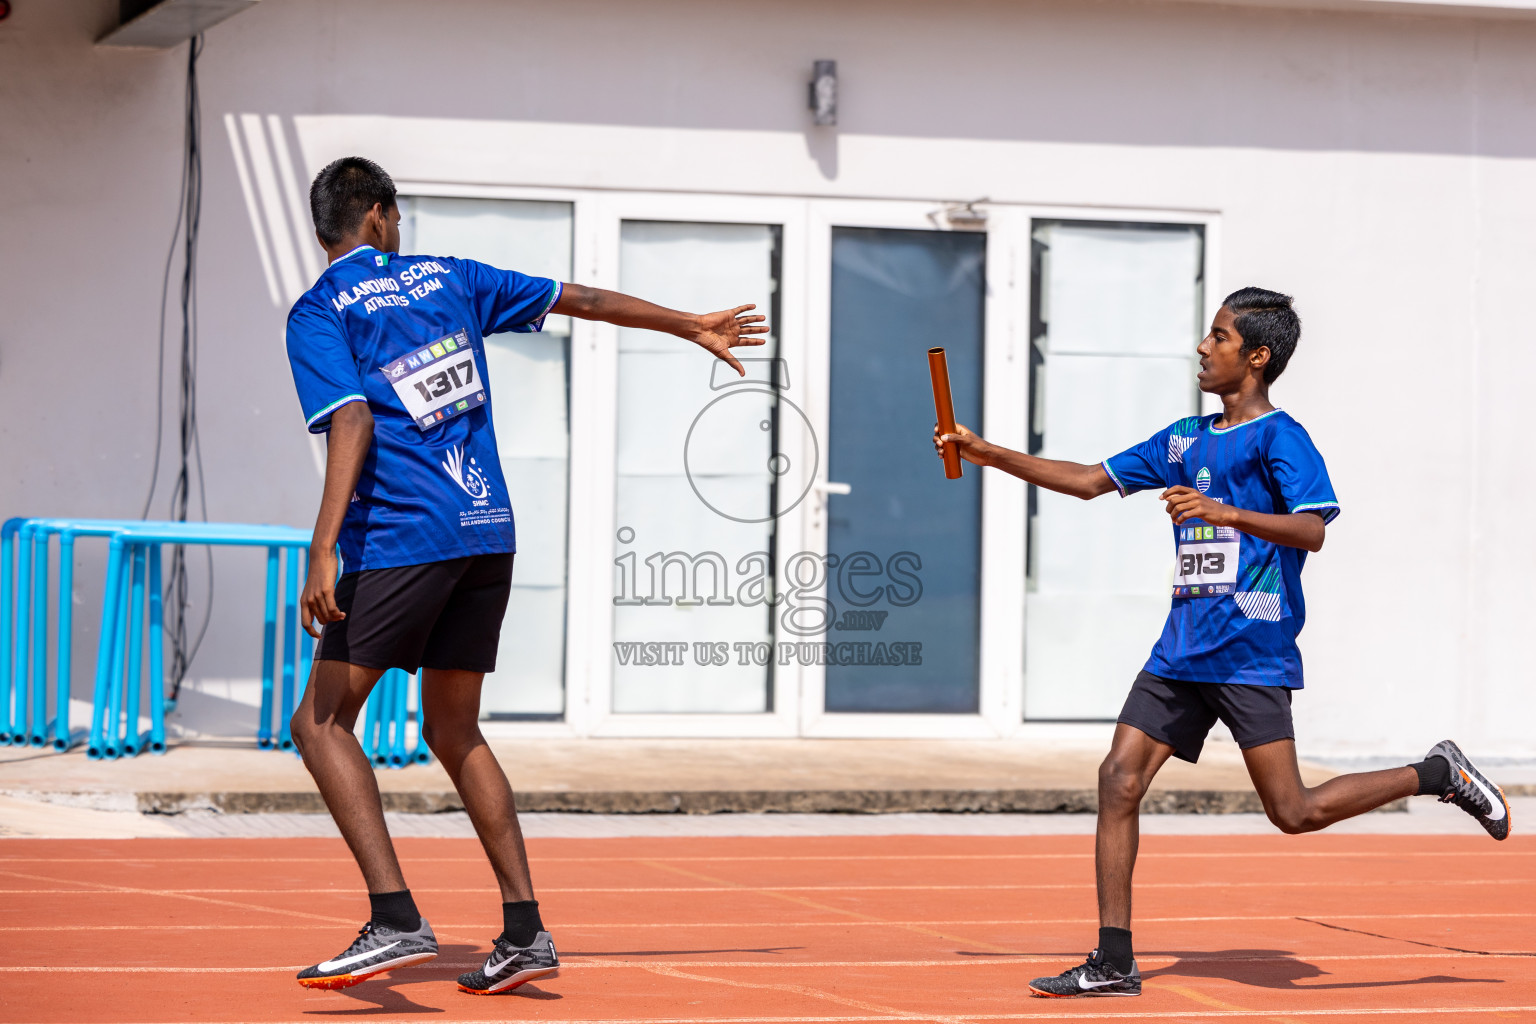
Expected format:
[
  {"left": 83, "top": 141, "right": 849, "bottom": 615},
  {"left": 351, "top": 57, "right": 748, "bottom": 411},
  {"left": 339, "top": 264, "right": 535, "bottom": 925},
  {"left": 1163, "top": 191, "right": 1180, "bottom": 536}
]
[
  {"left": 284, "top": 158, "right": 770, "bottom": 994},
  {"left": 937, "top": 287, "right": 1511, "bottom": 999}
]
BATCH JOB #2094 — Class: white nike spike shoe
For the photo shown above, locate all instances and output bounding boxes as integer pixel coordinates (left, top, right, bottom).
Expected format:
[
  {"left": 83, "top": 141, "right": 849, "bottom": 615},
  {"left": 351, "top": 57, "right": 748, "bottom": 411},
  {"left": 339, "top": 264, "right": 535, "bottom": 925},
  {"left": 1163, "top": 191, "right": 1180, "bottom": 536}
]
[
  {"left": 297, "top": 919, "right": 439, "bottom": 989},
  {"left": 1427, "top": 740, "right": 1511, "bottom": 841}
]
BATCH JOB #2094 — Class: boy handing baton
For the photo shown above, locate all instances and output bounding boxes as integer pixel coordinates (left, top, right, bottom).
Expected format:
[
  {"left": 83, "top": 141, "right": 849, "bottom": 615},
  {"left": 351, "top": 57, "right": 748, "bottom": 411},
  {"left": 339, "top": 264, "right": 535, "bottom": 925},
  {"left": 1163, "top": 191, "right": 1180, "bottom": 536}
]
[{"left": 936, "top": 287, "right": 1510, "bottom": 998}]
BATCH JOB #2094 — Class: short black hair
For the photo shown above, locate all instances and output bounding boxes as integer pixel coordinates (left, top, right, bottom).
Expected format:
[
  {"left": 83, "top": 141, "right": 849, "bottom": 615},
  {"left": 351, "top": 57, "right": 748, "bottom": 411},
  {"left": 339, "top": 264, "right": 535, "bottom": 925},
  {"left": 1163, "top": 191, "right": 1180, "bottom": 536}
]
[
  {"left": 1222, "top": 286, "right": 1300, "bottom": 384},
  {"left": 309, "top": 156, "right": 396, "bottom": 246}
]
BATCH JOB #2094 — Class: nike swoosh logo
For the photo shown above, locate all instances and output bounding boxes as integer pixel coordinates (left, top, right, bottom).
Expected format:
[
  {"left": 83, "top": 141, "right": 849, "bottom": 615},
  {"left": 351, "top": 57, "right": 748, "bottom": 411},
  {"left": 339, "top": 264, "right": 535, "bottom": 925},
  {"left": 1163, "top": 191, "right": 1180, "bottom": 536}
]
[
  {"left": 318, "top": 940, "right": 400, "bottom": 972},
  {"left": 1078, "top": 976, "right": 1121, "bottom": 990},
  {"left": 1457, "top": 764, "right": 1506, "bottom": 821},
  {"left": 483, "top": 955, "right": 517, "bottom": 978}
]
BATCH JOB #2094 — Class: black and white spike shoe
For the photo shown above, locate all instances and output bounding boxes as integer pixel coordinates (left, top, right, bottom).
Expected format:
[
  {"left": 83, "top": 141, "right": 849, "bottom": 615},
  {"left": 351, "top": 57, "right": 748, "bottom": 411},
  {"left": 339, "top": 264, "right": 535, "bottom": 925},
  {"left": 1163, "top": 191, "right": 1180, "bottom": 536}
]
[
  {"left": 1028, "top": 951, "right": 1141, "bottom": 997},
  {"left": 458, "top": 930, "right": 560, "bottom": 994},
  {"left": 1426, "top": 740, "right": 1512, "bottom": 841},
  {"left": 296, "top": 920, "right": 438, "bottom": 989}
]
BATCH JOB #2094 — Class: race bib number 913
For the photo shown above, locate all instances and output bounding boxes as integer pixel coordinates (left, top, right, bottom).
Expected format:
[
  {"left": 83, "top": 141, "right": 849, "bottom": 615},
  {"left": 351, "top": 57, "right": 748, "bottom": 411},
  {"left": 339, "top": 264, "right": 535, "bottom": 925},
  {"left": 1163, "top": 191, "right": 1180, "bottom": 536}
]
[
  {"left": 1172, "top": 525, "right": 1239, "bottom": 598},
  {"left": 379, "top": 329, "right": 487, "bottom": 431}
]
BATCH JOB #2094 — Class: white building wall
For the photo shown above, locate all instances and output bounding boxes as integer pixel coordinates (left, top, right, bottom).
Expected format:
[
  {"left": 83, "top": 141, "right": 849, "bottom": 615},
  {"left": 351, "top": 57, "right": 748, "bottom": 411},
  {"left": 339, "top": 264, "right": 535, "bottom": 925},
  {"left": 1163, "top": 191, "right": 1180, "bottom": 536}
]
[{"left": 2, "top": 0, "right": 1533, "bottom": 755}]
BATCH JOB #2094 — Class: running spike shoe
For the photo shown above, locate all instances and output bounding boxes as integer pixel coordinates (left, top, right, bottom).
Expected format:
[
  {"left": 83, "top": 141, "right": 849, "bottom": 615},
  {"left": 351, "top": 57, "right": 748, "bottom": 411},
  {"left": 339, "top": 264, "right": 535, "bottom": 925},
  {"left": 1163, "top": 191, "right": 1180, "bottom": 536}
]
[
  {"left": 296, "top": 919, "right": 438, "bottom": 990},
  {"left": 1028, "top": 951, "right": 1141, "bottom": 997},
  {"left": 1426, "top": 739, "right": 1511, "bottom": 841},
  {"left": 457, "top": 930, "right": 560, "bottom": 994}
]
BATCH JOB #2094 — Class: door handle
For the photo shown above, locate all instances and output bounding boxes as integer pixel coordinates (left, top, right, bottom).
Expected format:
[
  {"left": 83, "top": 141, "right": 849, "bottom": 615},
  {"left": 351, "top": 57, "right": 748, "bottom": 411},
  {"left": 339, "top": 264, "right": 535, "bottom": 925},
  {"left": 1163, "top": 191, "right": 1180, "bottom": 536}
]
[{"left": 810, "top": 481, "right": 850, "bottom": 529}]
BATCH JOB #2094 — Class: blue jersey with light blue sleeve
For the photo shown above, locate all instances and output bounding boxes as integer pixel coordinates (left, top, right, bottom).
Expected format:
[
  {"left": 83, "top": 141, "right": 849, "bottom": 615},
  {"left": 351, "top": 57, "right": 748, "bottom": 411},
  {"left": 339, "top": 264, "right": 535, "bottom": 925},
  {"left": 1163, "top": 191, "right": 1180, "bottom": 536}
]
[
  {"left": 285, "top": 245, "right": 561, "bottom": 571},
  {"left": 1101, "top": 410, "right": 1340, "bottom": 688}
]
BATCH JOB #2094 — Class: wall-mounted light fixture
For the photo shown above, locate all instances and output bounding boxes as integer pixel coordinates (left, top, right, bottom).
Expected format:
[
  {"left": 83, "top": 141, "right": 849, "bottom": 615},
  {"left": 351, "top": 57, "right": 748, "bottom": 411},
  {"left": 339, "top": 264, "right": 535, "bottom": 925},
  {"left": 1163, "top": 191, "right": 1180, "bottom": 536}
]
[
  {"left": 809, "top": 60, "right": 837, "bottom": 126},
  {"left": 928, "top": 200, "right": 989, "bottom": 231}
]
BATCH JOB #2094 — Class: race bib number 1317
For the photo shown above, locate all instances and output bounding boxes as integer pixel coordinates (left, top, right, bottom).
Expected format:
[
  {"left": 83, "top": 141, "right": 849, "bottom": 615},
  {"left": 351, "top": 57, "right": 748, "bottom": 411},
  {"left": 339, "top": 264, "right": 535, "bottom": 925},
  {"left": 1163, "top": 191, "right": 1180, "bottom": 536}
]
[{"left": 379, "top": 329, "right": 487, "bottom": 431}]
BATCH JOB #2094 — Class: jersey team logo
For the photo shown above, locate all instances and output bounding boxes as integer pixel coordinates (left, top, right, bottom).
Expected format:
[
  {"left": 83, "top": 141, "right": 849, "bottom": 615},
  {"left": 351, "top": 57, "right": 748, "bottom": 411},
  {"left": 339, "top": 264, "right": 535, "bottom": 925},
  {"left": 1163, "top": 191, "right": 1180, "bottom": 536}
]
[
  {"left": 441, "top": 445, "right": 491, "bottom": 500},
  {"left": 1195, "top": 467, "right": 1212, "bottom": 493}
]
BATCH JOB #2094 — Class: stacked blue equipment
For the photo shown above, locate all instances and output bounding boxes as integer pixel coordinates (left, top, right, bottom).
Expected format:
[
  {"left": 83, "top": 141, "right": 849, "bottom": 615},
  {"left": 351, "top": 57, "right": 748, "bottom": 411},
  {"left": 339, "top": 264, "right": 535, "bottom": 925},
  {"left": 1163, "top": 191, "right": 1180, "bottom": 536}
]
[
  {"left": 0, "top": 518, "right": 427, "bottom": 767},
  {"left": 362, "top": 668, "right": 431, "bottom": 769}
]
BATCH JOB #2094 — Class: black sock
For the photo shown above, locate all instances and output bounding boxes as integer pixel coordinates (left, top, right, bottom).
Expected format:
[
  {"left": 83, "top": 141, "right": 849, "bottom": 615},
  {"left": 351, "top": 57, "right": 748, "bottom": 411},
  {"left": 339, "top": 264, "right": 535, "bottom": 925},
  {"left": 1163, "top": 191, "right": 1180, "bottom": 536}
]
[
  {"left": 1411, "top": 755, "right": 1451, "bottom": 796},
  {"left": 1097, "top": 927, "right": 1134, "bottom": 973},
  {"left": 499, "top": 900, "right": 545, "bottom": 947},
  {"left": 369, "top": 889, "right": 421, "bottom": 932}
]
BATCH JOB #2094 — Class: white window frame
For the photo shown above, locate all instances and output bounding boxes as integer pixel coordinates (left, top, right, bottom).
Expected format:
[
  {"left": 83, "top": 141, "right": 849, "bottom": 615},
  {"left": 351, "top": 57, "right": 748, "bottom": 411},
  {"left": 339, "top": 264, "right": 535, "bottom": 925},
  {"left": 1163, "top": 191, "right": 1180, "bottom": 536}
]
[
  {"left": 580, "top": 191, "right": 812, "bottom": 738},
  {"left": 793, "top": 199, "right": 1022, "bottom": 738},
  {"left": 1011, "top": 204, "right": 1223, "bottom": 740}
]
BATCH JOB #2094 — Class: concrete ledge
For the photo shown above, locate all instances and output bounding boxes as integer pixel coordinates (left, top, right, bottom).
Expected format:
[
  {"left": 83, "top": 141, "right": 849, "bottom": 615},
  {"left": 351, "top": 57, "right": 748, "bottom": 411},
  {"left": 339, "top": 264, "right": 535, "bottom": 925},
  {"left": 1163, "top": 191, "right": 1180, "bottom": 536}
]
[
  {"left": 131, "top": 787, "right": 1410, "bottom": 816},
  {"left": 10, "top": 738, "right": 1475, "bottom": 821}
]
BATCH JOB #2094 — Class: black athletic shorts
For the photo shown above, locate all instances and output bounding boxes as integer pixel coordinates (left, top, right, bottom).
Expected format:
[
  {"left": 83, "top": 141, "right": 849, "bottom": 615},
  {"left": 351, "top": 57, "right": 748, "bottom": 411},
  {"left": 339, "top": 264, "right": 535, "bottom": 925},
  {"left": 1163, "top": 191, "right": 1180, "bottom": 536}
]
[
  {"left": 317, "top": 553, "right": 514, "bottom": 673},
  {"left": 1117, "top": 670, "right": 1294, "bottom": 763}
]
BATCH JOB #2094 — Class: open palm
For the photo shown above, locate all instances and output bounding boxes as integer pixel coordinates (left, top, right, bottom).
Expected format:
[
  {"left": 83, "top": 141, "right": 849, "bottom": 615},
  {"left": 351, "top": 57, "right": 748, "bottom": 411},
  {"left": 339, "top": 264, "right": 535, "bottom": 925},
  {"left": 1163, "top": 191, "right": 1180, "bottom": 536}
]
[{"left": 693, "top": 304, "right": 770, "bottom": 375}]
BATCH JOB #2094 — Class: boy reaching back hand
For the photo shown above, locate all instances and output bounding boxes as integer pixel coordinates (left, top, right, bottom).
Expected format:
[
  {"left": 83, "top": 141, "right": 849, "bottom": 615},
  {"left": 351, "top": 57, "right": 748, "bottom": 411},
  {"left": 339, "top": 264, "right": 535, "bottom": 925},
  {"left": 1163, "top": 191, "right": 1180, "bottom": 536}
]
[{"left": 285, "top": 157, "right": 768, "bottom": 995}]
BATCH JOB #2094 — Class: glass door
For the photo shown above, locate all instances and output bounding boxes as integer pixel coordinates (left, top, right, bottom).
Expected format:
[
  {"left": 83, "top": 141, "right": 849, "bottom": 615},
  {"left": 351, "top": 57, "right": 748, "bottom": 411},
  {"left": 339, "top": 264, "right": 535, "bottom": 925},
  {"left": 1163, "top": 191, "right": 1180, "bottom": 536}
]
[
  {"left": 797, "top": 200, "right": 1018, "bottom": 738},
  {"left": 610, "top": 220, "right": 783, "bottom": 713},
  {"left": 1023, "top": 220, "right": 1206, "bottom": 720},
  {"left": 398, "top": 196, "right": 573, "bottom": 718},
  {"left": 823, "top": 227, "right": 987, "bottom": 713},
  {"left": 578, "top": 191, "right": 811, "bottom": 736}
]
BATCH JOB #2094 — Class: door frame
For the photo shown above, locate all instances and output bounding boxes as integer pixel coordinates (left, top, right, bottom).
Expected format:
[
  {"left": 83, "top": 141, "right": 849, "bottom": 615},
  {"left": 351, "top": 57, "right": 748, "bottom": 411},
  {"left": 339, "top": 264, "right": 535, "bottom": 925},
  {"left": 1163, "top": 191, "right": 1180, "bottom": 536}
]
[
  {"left": 391, "top": 182, "right": 1219, "bottom": 740},
  {"left": 577, "top": 191, "right": 813, "bottom": 738},
  {"left": 794, "top": 199, "right": 1027, "bottom": 738}
]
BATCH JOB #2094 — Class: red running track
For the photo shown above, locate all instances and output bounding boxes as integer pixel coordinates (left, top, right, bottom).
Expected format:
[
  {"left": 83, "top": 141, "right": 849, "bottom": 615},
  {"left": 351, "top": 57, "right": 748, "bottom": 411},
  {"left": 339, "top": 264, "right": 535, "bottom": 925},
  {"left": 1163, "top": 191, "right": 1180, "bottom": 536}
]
[{"left": 1, "top": 832, "right": 1533, "bottom": 1023}]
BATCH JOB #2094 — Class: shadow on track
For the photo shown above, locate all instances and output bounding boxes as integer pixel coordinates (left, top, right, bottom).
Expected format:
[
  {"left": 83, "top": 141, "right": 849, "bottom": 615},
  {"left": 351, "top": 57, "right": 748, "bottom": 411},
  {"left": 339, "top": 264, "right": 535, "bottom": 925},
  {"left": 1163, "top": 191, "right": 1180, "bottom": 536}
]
[
  {"left": 562, "top": 946, "right": 802, "bottom": 957},
  {"left": 1142, "top": 948, "right": 1506, "bottom": 991},
  {"left": 301, "top": 943, "right": 564, "bottom": 1015}
]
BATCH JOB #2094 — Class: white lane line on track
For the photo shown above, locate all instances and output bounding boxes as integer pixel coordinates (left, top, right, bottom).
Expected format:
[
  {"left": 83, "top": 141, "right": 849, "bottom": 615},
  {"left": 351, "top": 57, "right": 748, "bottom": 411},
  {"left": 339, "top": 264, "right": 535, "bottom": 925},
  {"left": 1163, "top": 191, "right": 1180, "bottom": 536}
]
[
  {"left": 6, "top": 1008, "right": 1536, "bottom": 1022},
  {"left": 9, "top": 878, "right": 1523, "bottom": 890},
  {"left": 1, "top": 849, "right": 1532, "bottom": 865},
  {"left": 3, "top": 911, "right": 1531, "bottom": 931},
  {"left": 3, "top": 951, "right": 1533, "bottom": 972}
]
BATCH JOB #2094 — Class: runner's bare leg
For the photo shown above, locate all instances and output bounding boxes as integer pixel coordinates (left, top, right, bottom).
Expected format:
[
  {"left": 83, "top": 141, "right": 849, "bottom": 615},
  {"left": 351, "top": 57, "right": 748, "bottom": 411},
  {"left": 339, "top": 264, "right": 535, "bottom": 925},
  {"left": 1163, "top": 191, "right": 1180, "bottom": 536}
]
[
  {"left": 421, "top": 668, "right": 535, "bottom": 902},
  {"left": 1243, "top": 739, "right": 1417, "bottom": 833},
  {"left": 290, "top": 659, "right": 404, "bottom": 892},
  {"left": 1096, "top": 724, "right": 1177, "bottom": 929}
]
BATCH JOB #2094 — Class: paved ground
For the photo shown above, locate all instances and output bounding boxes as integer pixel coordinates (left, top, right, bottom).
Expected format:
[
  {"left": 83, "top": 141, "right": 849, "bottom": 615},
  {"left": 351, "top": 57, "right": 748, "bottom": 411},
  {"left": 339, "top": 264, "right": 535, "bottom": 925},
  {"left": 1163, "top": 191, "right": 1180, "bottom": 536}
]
[{"left": 0, "top": 735, "right": 1352, "bottom": 815}]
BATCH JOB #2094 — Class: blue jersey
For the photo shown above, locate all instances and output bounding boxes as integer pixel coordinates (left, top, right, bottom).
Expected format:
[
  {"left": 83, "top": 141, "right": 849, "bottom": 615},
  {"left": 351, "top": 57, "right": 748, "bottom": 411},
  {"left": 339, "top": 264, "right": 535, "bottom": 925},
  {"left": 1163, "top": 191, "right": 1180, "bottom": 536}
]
[
  {"left": 285, "top": 245, "right": 561, "bottom": 571},
  {"left": 1102, "top": 410, "right": 1339, "bottom": 688}
]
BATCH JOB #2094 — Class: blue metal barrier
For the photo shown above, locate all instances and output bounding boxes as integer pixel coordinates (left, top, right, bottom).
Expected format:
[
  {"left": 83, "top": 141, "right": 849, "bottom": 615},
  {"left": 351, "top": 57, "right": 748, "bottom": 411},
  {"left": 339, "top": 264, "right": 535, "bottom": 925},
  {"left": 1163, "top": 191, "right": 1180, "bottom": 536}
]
[
  {"left": 359, "top": 668, "right": 429, "bottom": 770},
  {"left": 2, "top": 519, "right": 309, "bottom": 755},
  {"left": 1, "top": 517, "right": 427, "bottom": 766}
]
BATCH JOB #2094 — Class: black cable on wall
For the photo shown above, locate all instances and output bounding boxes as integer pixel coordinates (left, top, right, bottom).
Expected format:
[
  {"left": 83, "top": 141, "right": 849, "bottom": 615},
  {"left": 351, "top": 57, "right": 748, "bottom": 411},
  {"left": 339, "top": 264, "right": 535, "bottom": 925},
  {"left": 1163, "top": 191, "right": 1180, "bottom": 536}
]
[{"left": 141, "top": 34, "right": 213, "bottom": 703}]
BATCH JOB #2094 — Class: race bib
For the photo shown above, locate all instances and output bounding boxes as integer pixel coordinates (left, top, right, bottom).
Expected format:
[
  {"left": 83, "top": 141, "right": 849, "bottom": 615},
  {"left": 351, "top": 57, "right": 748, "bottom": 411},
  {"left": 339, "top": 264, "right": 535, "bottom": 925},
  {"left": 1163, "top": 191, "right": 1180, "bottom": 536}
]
[
  {"left": 379, "top": 329, "right": 487, "bottom": 431},
  {"left": 1172, "top": 524, "right": 1239, "bottom": 598}
]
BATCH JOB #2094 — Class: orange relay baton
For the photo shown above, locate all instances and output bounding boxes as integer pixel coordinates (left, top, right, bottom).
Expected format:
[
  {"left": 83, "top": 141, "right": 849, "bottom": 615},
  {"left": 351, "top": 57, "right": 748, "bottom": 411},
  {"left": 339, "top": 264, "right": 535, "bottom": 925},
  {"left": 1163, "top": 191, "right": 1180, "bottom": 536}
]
[{"left": 928, "top": 347, "right": 962, "bottom": 480}]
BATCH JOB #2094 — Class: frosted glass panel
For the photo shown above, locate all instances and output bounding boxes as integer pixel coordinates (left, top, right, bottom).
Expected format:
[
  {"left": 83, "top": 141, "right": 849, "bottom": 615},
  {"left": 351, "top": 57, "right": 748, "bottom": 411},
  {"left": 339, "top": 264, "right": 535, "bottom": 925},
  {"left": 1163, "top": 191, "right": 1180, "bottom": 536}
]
[
  {"left": 399, "top": 196, "right": 572, "bottom": 717},
  {"left": 1041, "top": 225, "right": 1202, "bottom": 357},
  {"left": 1025, "top": 221, "right": 1203, "bottom": 720},
  {"left": 613, "top": 221, "right": 779, "bottom": 714},
  {"left": 400, "top": 195, "right": 573, "bottom": 337}
]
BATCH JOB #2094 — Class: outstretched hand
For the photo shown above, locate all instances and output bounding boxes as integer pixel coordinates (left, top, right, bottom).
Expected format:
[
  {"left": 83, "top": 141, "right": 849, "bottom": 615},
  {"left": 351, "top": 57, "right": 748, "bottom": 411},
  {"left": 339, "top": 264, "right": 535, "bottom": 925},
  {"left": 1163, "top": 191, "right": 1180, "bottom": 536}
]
[{"left": 692, "top": 304, "right": 770, "bottom": 375}]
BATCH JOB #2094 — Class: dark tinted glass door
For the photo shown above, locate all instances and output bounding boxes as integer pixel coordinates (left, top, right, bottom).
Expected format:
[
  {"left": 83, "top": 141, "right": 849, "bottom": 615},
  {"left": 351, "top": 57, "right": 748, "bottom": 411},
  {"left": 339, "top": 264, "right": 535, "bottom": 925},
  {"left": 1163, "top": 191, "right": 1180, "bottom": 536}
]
[{"left": 825, "top": 227, "right": 985, "bottom": 713}]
